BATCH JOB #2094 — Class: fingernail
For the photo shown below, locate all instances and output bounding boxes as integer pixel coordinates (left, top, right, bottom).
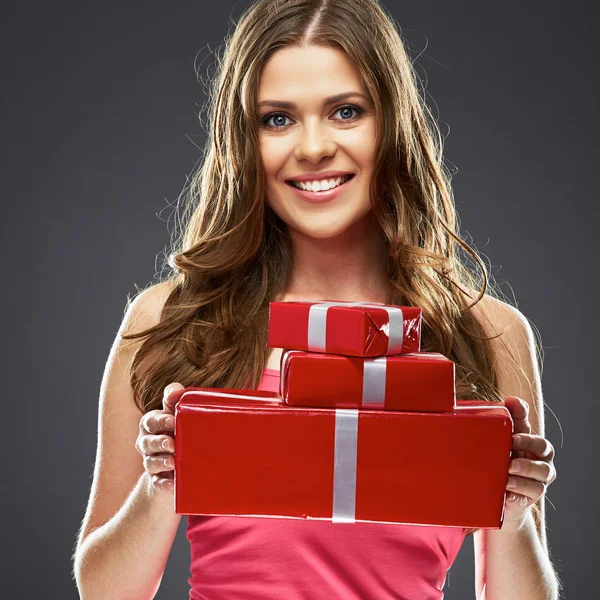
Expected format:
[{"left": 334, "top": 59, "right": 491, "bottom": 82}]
[
  {"left": 165, "top": 417, "right": 174, "bottom": 429},
  {"left": 162, "top": 439, "right": 170, "bottom": 451},
  {"left": 165, "top": 384, "right": 179, "bottom": 396},
  {"left": 514, "top": 436, "right": 523, "bottom": 448}
]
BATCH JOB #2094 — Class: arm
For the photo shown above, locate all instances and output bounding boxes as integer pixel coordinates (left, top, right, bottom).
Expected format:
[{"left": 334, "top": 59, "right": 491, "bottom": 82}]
[
  {"left": 76, "top": 473, "right": 181, "bottom": 600},
  {"left": 72, "top": 282, "right": 182, "bottom": 600},
  {"left": 473, "top": 297, "right": 562, "bottom": 600}
]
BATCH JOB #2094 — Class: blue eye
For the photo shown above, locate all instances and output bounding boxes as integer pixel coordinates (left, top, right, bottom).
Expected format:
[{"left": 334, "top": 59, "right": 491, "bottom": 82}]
[
  {"left": 260, "top": 104, "right": 365, "bottom": 130},
  {"left": 263, "top": 113, "right": 291, "bottom": 128},
  {"left": 336, "top": 106, "right": 360, "bottom": 121}
]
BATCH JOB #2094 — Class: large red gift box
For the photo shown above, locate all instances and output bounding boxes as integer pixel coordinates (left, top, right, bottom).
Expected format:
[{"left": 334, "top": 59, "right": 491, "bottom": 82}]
[
  {"left": 267, "top": 301, "right": 422, "bottom": 357},
  {"left": 280, "top": 350, "right": 455, "bottom": 412},
  {"left": 174, "top": 388, "right": 513, "bottom": 529}
]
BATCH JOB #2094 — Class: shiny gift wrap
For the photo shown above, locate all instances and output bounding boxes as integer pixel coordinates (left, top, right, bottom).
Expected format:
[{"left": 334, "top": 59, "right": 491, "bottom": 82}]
[
  {"left": 267, "top": 300, "right": 422, "bottom": 357},
  {"left": 174, "top": 388, "right": 514, "bottom": 529},
  {"left": 280, "top": 350, "right": 456, "bottom": 412}
]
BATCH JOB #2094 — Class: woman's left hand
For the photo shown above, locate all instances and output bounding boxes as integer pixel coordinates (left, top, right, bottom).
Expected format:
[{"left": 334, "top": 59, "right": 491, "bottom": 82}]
[{"left": 503, "top": 396, "right": 557, "bottom": 529}]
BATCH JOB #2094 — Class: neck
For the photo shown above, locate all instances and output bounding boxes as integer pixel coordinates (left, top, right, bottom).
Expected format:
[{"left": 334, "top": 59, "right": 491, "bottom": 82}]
[{"left": 283, "top": 211, "right": 390, "bottom": 304}]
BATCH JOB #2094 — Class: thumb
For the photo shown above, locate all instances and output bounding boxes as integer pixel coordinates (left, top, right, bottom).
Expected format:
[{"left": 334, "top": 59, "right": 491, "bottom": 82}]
[
  {"left": 504, "top": 395, "right": 531, "bottom": 461},
  {"left": 162, "top": 382, "right": 186, "bottom": 415},
  {"left": 504, "top": 396, "right": 531, "bottom": 435}
]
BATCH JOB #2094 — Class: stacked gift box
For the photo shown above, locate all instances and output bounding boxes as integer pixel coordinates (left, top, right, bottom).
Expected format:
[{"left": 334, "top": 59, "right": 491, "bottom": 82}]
[{"left": 174, "top": 300, "right": 514, "bottom": 529}]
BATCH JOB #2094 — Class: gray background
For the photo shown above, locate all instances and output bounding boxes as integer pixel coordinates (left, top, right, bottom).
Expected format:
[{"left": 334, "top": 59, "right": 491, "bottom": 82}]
[{"left": 3, "top": 0, "right": 596, "bottom": 597}]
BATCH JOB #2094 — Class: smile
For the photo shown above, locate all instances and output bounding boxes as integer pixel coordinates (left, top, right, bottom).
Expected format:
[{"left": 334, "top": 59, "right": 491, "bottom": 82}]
[
  {"left": 284, "top": 174, "right": 355, "bottom": 204},
  {"left": 287, "top": 174, "right": 354, "bottom": 192}
]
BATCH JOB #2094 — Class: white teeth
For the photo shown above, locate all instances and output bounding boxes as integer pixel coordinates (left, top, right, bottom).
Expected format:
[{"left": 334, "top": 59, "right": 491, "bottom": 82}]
[{"left": 291, "top": 174, "right": 351, "bottom": 192}]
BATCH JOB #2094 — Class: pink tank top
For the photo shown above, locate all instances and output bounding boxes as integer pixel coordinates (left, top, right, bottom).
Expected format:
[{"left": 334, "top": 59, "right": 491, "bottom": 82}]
[{"left": 186, "top": 368, "right": 468, "bottom": 599}]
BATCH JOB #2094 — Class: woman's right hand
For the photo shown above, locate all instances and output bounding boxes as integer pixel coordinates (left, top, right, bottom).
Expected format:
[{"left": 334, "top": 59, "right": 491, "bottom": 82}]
[{"left": 136, "top": 382, "right": 186, "bottom": 493}]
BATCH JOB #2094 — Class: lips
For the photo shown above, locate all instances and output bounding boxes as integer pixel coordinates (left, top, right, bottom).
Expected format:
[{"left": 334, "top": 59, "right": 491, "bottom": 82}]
[
  {"left": 285, "top": 173, "right": 355, "bottom": 191},
  {"left": 285, "top": 171, "right": 355, "bottom": 182},
  {"left": 284, "top": 173, "right": 356, "bottom": 204}
]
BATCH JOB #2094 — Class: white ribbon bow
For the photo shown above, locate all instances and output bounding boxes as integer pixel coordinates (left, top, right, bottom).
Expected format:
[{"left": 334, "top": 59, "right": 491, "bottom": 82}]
[{"left": 307, "top": 301, "right": 405, "bottom": 355}]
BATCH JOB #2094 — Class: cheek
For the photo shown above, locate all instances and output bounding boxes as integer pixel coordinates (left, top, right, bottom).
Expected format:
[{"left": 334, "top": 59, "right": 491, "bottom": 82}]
[
  {"left": 260, "top": 139, "right": 289, "bottom": 209},
  {"left": 260, "top": 136, "right": 290, "bottom": 176},
  {"left": 354, "top": 141, "right": 377, "bottom": 173}
]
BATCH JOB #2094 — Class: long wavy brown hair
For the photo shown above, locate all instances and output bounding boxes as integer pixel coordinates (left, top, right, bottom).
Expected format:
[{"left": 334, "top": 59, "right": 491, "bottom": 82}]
[{"left": 121, "top": 0, "right": 542, "bottom": 537}]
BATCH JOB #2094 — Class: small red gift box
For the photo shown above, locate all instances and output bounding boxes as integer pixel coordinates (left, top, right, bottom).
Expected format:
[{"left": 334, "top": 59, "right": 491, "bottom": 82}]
[
  {"left": 268, "top": 300, "right": 422, "bottom": 357},
  {"left": 174, "top": 388, "right": 513, "bottom": 529},
  {"left": 280, "top": 350, "right": 455, "bottom": 412}
]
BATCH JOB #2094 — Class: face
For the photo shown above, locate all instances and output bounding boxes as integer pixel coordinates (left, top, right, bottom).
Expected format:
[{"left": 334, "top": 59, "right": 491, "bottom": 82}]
[{"left": 256, "top": 44, "right": 377, "bottom": 240}]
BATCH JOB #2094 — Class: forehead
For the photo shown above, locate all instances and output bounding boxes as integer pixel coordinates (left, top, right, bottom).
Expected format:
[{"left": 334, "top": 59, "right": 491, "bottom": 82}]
[{"left": 257, "top": 45, "right": 366, "bottom": 102}]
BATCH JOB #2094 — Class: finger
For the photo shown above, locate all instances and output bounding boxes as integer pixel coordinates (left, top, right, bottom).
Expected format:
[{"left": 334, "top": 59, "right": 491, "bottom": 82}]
[
  {"left": 151, "top": 473, "right": 174, "bottom": 493},
  {"left": 140, "top": 434, "right": 174, "bottom": 456},
  {"left": 504, "top": 396, "right": 532, "bottom": 435},
  {"left": 143, "top": 454, "right": 175, "bottom": 474},
  {"left": 513, "top": 434, "right": 555, "bottom": 460},
  {"left": 508, "top": 457, "right": 554, "bottom": 483},
  {"left": 506, "top": 474, "right": 547, "bottom": 502},
  {"left": 163, "top": 383, "right": 186, "bottom": 415},
  {"left": 141, "top": 411, "right": 175, "bottom": 435},
  {"left": 506, "top": 491, "right": 532, "bottom": 508}
]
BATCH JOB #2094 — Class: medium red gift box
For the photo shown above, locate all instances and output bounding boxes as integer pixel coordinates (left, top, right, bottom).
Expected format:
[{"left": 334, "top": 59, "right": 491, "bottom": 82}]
[
  {"left": 268, "top": 300, "right": 422, "bottom": 357},
  {"left": 280, "top": 350, "right": 455, "bottom": 412},
  {"left": 174, "top": 388, "right": 513, "bottom": 529}
]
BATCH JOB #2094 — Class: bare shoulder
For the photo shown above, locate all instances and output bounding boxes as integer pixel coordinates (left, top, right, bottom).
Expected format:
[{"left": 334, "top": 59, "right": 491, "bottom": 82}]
[
  {"left": 463, "top": 288, "right": 543, "bottom": 427},
  {"left": 463, "top": 287, "right": 540, "bottom": 400},
  {"left": 120, "top": 278, "right": 178, "bottom": 339},
  {"left": 463, "top": 288, "right": 527, "bottom": 337}
]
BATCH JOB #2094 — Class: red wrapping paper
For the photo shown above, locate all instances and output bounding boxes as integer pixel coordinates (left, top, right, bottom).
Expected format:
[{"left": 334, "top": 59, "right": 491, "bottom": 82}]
[
  {"left": 280, "top": 350, "right": 455, "bottom": 412},
  {"left": 267, "top": 301, "right": 422, "bottom": 357},
  {"left": 174, "top": 388, "right": 513, "bottom": 529}
]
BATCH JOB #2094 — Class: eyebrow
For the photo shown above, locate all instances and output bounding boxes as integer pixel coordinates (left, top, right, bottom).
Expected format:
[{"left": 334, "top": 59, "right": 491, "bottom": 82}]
[{"left": 257, "top": 91, "right": 373, "bottom": 110}]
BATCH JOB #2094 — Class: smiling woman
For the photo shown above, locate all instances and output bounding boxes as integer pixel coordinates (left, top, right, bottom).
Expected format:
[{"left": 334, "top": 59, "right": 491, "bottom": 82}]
[{"left": 73, "top": 0, "right": 560, "bottom": 599}]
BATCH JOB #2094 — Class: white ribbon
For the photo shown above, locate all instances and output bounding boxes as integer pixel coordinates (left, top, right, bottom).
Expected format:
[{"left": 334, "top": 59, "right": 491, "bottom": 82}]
[
  {"left": 362, "top": 357, "right": 387, "bottom": 407},
  {"left": 282, "top": 350, "right": 388, "bottom": 409},
  {"left": 332, "top": 408, "right": 359, "bottom": 523},
  {"left": 307, "top": 301, "right": 404, "bottom": 355}
]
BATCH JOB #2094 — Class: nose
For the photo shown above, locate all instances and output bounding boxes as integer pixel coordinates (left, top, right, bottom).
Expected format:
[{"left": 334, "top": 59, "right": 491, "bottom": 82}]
[{"left": 293, "top": 119, "right": 336, "bottom": 163}]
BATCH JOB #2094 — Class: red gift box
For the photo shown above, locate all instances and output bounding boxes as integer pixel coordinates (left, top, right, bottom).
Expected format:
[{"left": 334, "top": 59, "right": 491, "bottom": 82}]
[
  {"left": 174, "top": 388, "right": 513, "bottom": 529},
  {"left": 280, "top": 350, "right": 455, "bottom": 412},
  {"left": 268, "top": 300, "right": 422, "bottom": 357}
]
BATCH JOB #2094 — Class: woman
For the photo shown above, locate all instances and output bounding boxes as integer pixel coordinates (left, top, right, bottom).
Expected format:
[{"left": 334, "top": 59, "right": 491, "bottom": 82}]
[{"left": 73, "top": 0, "right": 560, "bottom": 598}]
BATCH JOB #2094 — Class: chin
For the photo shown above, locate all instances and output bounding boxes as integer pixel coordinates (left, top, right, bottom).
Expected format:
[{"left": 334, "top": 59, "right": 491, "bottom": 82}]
[
  {"left": 289, "top": 214, "right": 369, "bottom": 240},
  {"left": 295, "top": 225, "right": 346, "bottom": 239},
  {"left": 266, "top": 195, "right": 374, "bottom": 240}
]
